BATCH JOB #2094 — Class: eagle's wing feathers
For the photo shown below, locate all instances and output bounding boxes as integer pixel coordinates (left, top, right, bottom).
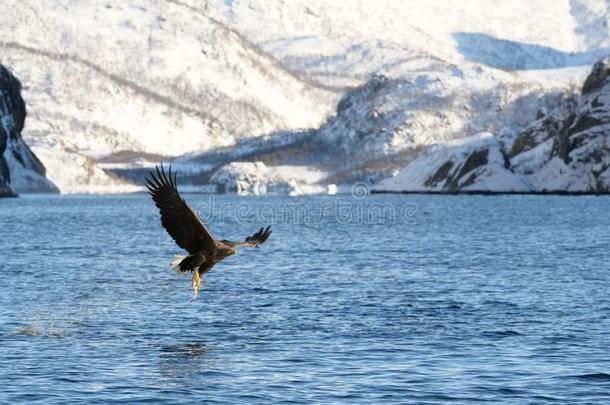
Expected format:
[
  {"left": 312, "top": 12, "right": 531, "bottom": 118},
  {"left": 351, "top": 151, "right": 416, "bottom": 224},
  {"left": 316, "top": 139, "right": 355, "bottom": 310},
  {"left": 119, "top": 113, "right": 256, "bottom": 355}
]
[
  {"left": 222, "top": 226, "right": 272, "bottom": 248},
  {"left": 146, "top": 164, "right": 215, "bottom": 254}
]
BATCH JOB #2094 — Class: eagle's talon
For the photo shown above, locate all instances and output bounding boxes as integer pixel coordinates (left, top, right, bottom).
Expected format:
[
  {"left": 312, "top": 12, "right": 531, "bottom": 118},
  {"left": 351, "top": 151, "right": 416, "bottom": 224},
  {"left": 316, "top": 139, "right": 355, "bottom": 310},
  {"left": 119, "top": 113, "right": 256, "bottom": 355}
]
[{"left": 190, "top": 272, "right": 202, "bottom": 302}]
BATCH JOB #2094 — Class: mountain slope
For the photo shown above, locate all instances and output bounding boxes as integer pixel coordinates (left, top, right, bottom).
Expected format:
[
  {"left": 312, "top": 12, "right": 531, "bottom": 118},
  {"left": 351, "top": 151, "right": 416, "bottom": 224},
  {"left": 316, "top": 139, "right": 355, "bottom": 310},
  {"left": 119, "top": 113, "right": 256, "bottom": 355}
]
[
  {"left": 374, "top": 57, "right": 610, "bottom": 194},
  {"left": 209, "top": 0, "right": 609, "bottom": 79},
  {"left": 0, "top": 0, "right": 336, "bottom": 192}
]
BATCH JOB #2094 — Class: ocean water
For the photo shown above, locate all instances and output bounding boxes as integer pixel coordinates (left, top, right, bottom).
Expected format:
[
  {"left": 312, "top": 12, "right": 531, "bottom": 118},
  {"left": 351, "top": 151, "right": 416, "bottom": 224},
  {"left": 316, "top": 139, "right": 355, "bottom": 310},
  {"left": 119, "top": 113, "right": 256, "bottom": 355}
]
[{"left": 0, "top": 194, "right": 609, "bottom": 404}]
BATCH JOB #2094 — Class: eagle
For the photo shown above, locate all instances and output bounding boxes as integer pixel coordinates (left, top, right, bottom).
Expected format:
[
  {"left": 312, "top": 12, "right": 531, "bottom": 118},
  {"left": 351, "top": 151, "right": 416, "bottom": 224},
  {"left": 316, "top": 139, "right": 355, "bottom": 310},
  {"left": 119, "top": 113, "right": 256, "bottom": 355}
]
[{"left": 146, "top": 164, "right": 272, "bottom": 301}]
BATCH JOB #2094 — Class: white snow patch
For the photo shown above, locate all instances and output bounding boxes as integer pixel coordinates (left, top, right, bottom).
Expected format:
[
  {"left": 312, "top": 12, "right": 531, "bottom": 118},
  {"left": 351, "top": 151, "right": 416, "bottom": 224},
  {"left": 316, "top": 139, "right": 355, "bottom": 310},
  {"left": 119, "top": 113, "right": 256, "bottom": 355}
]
[
  {"left": 31, "top": 146, "right": 140, "bottom": 194},
  {"left": 374, "top": 133, "right": 529, "bottom": 192},
  {"left": 211, "top": 161, "right": 328, "bottom": 195}
]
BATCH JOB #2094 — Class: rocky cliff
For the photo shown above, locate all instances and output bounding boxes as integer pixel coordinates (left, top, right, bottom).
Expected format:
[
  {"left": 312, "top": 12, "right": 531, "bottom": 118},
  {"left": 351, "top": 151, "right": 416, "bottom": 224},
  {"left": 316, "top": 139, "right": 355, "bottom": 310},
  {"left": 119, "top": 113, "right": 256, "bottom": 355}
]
[
  {"left": 0, "top": 65, "right": 57, "bottom": 196},
  {"left": 375, "top": 57, "right": 610, "bottom": 194}
]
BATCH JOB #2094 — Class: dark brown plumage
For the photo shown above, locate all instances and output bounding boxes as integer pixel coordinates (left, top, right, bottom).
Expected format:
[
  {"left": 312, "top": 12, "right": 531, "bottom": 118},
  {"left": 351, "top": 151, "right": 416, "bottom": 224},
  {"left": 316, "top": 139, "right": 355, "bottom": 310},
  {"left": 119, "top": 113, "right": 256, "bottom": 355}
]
[{"left": 146, "top": 163, "right": 271, "bottom": 301}]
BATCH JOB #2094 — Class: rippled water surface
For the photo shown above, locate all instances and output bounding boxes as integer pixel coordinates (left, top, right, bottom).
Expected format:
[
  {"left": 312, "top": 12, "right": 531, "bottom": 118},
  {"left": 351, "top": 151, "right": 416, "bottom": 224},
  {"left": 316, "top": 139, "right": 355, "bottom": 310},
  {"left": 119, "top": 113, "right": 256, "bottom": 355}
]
[{"left": 1, "top": 194, "right": 609, "bottom": 403}]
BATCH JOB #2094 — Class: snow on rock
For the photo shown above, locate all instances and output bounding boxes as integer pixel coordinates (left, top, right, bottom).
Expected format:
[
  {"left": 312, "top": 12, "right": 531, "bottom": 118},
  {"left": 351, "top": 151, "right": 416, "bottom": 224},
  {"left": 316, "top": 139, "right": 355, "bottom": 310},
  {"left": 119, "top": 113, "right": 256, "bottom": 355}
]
[
  {"left": 175, "top": 69, "right": 576, "bottom": 195},
  {"left": 210, "top": 161, "right": 326, "bottom": 196},
  {"left": 526, "top": 56, "right": 610, "bottom": 192},
  {"left": 31, "top": 147, "right": 140, "bottom": 194},
  {"left": 0, "top": 65, "right": 57, "bottom": 196},
  {"left": 374, "top": 133, "right": 528, "bottom": 192},
  {"left": 374, "top": 57, "right": 610, "bottom": 194}
]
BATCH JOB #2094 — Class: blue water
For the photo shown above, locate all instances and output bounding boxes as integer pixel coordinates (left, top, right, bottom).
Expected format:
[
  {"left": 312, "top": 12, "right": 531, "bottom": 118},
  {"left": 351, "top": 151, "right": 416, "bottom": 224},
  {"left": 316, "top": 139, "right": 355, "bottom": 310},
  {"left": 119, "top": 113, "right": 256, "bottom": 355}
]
[{"left": 1, "top": 194, "right": 609, "bottom": 403}]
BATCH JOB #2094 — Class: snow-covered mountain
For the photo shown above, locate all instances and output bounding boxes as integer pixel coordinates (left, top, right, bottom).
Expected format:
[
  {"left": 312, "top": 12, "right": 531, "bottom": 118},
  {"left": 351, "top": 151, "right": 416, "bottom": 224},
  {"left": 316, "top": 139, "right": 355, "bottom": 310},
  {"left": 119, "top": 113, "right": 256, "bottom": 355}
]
[
  {"left": 1, "top": 0, "right": 609, "bottom": 194},
  {"left": 0, "top": 0, "right": 336, "bottom": 192},
  {"left": 0, "top": 65, "right": 57, "bottom": 197},
  {"left": 374, "top": 57, "right": 610, "bottom": 193}
]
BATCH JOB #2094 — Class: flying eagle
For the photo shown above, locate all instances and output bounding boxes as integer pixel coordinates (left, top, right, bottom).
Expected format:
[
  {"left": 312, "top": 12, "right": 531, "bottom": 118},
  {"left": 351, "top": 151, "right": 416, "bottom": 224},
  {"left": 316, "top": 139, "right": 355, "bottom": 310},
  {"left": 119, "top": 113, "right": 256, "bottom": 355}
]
[{"left": 146, "top": 164, "right": 272, "bottom": 301}]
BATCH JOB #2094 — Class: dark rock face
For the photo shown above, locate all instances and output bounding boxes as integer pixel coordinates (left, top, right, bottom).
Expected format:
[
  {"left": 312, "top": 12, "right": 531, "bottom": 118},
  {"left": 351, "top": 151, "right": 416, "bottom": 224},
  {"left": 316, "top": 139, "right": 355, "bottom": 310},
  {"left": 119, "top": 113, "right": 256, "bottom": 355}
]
[
  {"left": 0, "top": 65, "right": 56, "bottom": 196},
  {"left": 582, "top": 59, "right": 610, "bottom": 95},
  {"left": 424, "top": 161, "right": 454, "bottom": 188},
  {"left": 428, "top": 148, "right": 492, "bottom": 190},
  {"left": 454, "top": 149, "right": 489, "bottom": 184},
  {"left": 509, "top": 115, "right": 562, "bottom": 158}
]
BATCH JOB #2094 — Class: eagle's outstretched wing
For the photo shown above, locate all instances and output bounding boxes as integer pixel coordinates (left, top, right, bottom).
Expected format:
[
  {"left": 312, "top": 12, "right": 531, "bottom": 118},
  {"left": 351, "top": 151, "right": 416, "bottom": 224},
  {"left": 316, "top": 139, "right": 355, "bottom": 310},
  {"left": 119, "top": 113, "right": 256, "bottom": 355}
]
[
  {"left": 146, "top": 164, "right": 215, "bottom": 254},
  {"left": 222, "top": 226, "right": 272, "bottom": 248}
]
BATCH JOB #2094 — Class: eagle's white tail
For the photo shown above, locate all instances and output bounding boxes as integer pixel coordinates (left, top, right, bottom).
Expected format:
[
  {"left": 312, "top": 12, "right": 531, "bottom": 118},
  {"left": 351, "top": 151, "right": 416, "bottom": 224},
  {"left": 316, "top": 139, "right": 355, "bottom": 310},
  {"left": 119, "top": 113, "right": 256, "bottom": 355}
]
[{"left": 170, "top": 255, "right": 187, "bottom": 274}]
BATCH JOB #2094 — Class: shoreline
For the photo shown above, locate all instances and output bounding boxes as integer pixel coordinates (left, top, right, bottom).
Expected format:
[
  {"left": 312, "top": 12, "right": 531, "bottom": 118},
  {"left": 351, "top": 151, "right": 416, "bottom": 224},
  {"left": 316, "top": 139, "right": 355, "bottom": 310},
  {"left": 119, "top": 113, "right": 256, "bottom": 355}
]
[{"left": 371, "top": 190, "right": 610, "bottom": 196}]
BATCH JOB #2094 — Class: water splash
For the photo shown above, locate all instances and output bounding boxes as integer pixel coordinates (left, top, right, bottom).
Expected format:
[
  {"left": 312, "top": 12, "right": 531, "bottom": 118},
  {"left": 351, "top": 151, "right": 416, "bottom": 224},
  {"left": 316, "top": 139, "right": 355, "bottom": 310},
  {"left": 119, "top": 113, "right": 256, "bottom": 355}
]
[{"left": 12, "top": 310, "right": 68, "bottom": 338}]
